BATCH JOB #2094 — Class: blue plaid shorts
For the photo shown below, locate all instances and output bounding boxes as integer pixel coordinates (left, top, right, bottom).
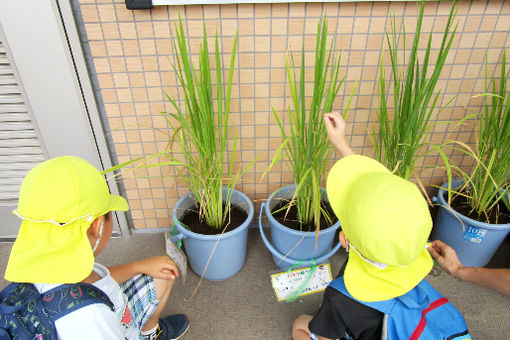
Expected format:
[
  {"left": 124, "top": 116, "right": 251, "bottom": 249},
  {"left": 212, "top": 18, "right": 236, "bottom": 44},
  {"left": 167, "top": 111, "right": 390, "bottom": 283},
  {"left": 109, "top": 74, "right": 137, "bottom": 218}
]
[{"left": 120, "top": 274, "right": 159, "bottom": 332}]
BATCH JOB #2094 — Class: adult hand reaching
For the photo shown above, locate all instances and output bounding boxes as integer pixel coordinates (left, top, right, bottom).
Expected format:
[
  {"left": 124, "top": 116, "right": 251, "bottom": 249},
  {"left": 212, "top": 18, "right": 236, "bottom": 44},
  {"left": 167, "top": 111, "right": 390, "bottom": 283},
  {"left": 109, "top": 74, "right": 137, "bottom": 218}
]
[
  {"left": 428, "top": 240, "right": 463, "bottom": 278},
  {"left": 428, "top": 239, "right": 510, "bottom": 295}
]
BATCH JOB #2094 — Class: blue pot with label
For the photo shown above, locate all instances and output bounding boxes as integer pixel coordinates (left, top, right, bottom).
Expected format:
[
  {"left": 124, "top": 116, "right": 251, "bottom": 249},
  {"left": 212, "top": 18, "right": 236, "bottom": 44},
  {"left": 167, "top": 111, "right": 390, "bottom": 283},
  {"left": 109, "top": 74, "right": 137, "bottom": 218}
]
[
  {"left": 171, "top": 188, "right": 254, "bottom": 281},
  {"left": 431, "top": 180, "right": 510, "bottom": 267}
]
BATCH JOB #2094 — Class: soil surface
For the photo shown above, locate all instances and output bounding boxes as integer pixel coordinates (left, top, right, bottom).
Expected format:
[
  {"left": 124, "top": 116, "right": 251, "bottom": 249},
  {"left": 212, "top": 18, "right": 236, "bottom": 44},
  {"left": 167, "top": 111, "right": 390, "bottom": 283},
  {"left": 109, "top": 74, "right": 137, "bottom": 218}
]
[
  {"left": 450, "top": 193, "right": 510, "bottom": 225},
  {"left": 271, "top": 201, "right": 338, "bottom": 232},
  {"left": 179, "top": 203, "right": 248, "bottom": 235}
]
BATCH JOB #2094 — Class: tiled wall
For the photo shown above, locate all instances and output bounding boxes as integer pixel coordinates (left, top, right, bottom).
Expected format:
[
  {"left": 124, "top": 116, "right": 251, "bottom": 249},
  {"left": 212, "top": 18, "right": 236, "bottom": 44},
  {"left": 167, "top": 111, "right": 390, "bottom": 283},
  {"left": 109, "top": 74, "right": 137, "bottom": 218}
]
[{"left": 76, "top": 0, "right": 510, "bottom": 229}]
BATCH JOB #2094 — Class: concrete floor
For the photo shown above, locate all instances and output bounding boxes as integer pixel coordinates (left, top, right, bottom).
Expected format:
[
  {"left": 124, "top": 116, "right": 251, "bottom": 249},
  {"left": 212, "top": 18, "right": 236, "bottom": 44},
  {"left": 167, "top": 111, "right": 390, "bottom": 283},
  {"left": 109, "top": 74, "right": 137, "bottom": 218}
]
[{"left": 1, "top": 229, "right": 510, "bottom": 339}]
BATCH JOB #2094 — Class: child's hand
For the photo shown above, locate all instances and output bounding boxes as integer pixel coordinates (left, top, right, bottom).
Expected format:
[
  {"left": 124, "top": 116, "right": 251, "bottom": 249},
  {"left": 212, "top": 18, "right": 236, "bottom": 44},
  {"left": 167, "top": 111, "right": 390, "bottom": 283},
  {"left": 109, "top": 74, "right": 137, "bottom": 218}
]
[
  {"left": 324, "top": 112, "right": 353, "bottom": 157},
  {"left": 140, "top": 256, "right": 179, "bottom": 280}
]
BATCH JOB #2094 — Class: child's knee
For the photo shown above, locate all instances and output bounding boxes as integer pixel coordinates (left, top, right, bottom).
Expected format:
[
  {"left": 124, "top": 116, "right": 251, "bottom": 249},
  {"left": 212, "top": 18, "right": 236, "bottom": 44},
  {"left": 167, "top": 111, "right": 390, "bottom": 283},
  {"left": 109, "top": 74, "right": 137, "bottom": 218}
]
[
  {"left": 152, "top": 277, "right": 175, "bottom": 300},
  {"left": 292, "top": 314, "right": 313, "bottom": 337}
]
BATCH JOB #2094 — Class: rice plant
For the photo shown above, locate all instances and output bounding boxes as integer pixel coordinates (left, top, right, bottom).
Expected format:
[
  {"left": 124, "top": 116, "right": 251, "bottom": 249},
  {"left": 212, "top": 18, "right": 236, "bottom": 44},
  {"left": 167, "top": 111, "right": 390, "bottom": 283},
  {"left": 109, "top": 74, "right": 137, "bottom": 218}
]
[
  {"left": 271, "top": 16, "right": 354, "bottom": 231},
  {"left": 371, "top": 0, "right": 457, "bottom": 180},
  {"left": 103, "top": 17, "right": 254, "bottom": 231},
  {"left": 439, "top": 51, "right": 510, "bottom": 223},
  {"left": 156, "top": 16, "right": 258, "bottom": 231}
]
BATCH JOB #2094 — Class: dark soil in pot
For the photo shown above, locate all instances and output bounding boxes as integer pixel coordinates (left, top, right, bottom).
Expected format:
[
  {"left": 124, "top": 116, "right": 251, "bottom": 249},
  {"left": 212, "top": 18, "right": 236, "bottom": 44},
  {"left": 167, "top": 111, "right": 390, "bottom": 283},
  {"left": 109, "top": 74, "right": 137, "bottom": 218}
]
[
  {"left": 450, "top": 194, "right": 510, "bottom": 225},
  {"left": 179, "top": 203, "right": 248, "bottom": 235},
  {"left": 271, "top": 200, "right": 338, "bottom": 233}
]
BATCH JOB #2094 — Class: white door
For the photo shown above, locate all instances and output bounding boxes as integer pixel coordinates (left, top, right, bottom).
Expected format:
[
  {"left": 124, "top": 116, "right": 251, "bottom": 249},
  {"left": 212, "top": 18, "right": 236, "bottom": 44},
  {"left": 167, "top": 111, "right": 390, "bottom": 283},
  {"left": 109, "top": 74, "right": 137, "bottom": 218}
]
[{"left": 0, "top": 1, "right": 129, "bottom": 238}]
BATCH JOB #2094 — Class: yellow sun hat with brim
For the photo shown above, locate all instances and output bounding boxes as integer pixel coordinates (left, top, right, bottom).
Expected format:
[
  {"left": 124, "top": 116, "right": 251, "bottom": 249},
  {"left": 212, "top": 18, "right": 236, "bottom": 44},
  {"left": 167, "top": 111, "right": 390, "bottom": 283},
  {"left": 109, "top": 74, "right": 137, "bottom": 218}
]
[
  {"left": 5, "top": 156, "right": 129, "bottom": 284},
  {"left": 326, "top": 155, "right": 433, "bottom": 302}
]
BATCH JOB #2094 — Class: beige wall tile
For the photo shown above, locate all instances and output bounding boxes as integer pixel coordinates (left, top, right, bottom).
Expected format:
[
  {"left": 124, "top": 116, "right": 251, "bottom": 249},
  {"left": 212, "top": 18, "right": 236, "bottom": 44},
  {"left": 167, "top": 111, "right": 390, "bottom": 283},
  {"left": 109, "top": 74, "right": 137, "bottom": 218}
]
[
  {"left": 89, "top": 41, "right": 107, "bottom": 57},
  {"left": 221, "top": 4, "right": 238, "bottom": 18},
  {"left": 135, "top": 22, "right": 154, "bottom": 39},
  {"left": 151, "top": 6, "right": 169, "bottom": 20},
  {"left": 85, "top": 23, "right": 103, "bottom": 40},
  {"left": 97, "top": 4, "right": 116, "bottom": 22},
  {"left": 255, "top": 4, "right": 271, "bottom": 18},
  {"left": 133, "top": 9, "right": 151, "bottom": 22},
  {"left": 78, "top": 1, "right": 510, "bottom": 229},
  {"left": 119, "top": 23, "right": 137, "bottom": 40},
  {"left": 106, "top": 40, "right": 124, "bottom": 56},
  {"left": 485, "top": 1, "right": 503, "bottom": 15},
  {"left": 102, "top": 23, "right": 120, "bottom": 40},
  {"left": 271, "top": 18, "right": 287, "bottom": 35},
  {"left": 139, "top": 40, "right": 156, "bottom": 55},
  {"left": 112, "top": 73, "right": 129, "bottom": 88},
  {"left": 81, "top": 5, "right": 100, "bottom": 22},
  {"left": 127, "top": 72, "right": 145, "bottom": 87}
]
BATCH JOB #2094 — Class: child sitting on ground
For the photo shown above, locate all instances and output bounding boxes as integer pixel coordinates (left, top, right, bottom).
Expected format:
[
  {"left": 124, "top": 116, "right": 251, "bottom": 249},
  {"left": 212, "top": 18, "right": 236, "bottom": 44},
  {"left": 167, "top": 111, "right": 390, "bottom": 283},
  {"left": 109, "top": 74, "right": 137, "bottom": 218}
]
[
  {"left": 4, "top": 156, "right": 189, "bottom": 340},
  {"left": 292, "top": 112, "right": 470, "bottom": 340}
]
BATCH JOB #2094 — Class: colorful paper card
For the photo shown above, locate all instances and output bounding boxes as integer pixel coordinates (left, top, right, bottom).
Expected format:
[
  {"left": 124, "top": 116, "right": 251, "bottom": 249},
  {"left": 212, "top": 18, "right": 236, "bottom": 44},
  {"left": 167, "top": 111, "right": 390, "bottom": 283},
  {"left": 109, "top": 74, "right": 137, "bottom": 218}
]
[
  {"left": 165, "top": 232, "right": 187, "bottom": 283},
  {"left": 271, "top": 263, "right": 332, "bottom": 302}
]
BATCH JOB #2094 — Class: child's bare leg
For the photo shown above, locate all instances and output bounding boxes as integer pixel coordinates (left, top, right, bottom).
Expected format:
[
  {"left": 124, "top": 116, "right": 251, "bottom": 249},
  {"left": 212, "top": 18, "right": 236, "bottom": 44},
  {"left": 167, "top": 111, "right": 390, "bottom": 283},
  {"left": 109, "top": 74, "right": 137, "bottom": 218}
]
[
  {"left": 141, "top": 277, "right": 175, "bottom": 331},
  {"left": 293, "top": 315, "right": 330, "bottom": 340},
  {"left": 293, "top": 314, "right": 313, "bottom": 340}
]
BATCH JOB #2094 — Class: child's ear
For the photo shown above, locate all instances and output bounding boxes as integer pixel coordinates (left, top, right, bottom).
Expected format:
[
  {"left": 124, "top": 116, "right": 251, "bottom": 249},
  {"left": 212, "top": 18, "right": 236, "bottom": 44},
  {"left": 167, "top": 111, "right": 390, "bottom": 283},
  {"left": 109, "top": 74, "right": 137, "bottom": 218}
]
[{"left": 88, "top": 216, "right": 105, "bottom": 239}]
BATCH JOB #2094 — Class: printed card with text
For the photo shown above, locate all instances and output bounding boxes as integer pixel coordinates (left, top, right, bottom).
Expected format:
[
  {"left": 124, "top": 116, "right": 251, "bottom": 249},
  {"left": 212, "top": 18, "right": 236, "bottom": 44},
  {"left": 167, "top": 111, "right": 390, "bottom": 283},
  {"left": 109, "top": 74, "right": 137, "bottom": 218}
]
[
  {"left": 165, "top": 232, "right": 187, "bottom": 283},
  {"left": 270, "top": 263, "right": 332, "bottom": 302}
]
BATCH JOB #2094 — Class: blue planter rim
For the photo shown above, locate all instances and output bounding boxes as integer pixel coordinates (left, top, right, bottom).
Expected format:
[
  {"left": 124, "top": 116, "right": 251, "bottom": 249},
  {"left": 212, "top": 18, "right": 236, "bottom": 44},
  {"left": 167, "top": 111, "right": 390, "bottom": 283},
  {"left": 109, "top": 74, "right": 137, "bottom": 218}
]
[
  {"left": 259, "top": 202, "right": 343, "bottom": 267},
  {"left": 437, "top": 181, "right": 510, "bottom": 231},
  {"left": 172, "top": 188, "right": 254, "bottom": 240},
  {"left": 265, "top": 185, "right": 341, "bottom": 237}
]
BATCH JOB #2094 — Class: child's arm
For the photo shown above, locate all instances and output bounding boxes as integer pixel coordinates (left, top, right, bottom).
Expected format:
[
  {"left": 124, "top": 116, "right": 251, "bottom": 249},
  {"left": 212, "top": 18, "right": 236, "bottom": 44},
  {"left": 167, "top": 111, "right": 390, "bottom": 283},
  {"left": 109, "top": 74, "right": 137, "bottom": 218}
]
[
  {"left": 323, "top": 112, "right": 354, "bottom": 157},
  {"left": 429, "top": 240, "right": 510, "bottom": 295},
  {"left": 108, "top": 256, "right": 179, "bottom": 284}
]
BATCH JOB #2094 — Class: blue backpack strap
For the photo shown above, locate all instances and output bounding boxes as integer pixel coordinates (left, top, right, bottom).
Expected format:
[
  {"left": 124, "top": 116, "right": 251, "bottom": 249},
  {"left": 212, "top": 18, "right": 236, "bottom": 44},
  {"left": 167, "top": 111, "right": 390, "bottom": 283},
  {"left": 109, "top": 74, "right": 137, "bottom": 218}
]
[
  {"left": 0, "top": 283, "right": 58, "bottom": 339},
  {"left": 0, "top": 282, "right": 113, "bottom": 340},
  {"left": 41, "top": 283, "right": 114, "bottom": 321},
  {"left": 0, "top": 282, "right": 39, "bottom": 315}
]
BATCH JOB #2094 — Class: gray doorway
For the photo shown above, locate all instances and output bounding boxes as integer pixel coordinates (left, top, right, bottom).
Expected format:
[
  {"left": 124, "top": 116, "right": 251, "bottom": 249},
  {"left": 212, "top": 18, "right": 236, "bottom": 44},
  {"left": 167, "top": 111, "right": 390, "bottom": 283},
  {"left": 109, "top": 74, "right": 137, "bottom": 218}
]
[{"left": 0, "top": 1, "right": 129, "bottom": 238}]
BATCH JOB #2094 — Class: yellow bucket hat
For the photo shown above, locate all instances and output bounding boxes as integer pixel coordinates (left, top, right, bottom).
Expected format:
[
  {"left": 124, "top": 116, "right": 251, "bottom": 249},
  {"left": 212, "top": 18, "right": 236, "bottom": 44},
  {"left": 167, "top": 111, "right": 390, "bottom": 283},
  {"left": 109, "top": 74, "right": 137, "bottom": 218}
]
[
  {"left": 5, "top": 156, "right": 128, "bottom": 283},
  {"left": 326, "top": 155, "right": 432, "bottom": 302}
]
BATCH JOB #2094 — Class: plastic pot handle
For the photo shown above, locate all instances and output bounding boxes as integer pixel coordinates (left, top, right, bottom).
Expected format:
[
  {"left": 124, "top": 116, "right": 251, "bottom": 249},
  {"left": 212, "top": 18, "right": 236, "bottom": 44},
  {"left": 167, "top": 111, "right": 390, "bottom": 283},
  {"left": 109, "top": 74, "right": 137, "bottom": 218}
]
[
  {"left": 258, "top": 202, "right": 342, "bottom": 267},
  {"left": 170, "top": 233, "right": 186, "bottom": 243}
]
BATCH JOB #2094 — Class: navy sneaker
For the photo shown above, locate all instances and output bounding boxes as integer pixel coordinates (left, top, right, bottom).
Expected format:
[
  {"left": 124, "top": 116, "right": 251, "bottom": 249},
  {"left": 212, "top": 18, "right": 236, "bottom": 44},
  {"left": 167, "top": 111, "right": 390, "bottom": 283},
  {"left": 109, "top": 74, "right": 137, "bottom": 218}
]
[{"left": 156, "top": 314, "right": 190, "bottom": 340}]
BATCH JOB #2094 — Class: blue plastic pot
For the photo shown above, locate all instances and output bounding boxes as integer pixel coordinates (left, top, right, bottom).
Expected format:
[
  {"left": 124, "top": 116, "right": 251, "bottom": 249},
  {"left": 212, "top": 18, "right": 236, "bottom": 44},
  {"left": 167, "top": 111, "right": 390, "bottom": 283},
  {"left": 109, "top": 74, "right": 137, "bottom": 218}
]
[
  {"left": 431, "top": 180, "right": 510, "bottom": 267},
  {"left": 171, "top": 188, "right": 254, "bottom": 281},
  {"left": 259, "top": 185, "right": 342, "bottom": 269}
]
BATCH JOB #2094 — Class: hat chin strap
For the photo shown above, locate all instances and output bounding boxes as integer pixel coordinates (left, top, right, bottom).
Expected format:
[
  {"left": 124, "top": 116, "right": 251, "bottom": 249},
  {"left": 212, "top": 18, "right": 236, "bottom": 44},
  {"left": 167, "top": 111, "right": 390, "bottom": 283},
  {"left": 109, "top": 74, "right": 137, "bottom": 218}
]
[
  {"left": 348, "top": 241, "right": 409, "bottom": 270},
  {"left": 12, "top": 210, "right": 94, "bottom": 226}
]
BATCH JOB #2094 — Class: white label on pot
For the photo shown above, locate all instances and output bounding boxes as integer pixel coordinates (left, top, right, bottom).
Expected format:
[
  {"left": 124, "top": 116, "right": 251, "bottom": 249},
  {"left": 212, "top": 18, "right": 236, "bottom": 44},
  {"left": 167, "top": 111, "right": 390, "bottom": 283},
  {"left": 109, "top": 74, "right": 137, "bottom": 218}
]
[
  {"left": 165, "top": 232, "right": 187, "bottom": 282},
  {"left": 270, "top": 263, "right": 332, "bottom": 302},
  {"left": 463, "top": 226, "right": 487, "bottom": 244}
]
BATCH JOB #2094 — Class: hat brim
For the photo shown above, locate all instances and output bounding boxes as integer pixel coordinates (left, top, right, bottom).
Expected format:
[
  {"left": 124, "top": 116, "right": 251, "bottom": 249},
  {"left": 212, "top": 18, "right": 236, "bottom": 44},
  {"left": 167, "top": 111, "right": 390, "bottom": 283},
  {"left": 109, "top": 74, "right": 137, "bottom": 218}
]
[
  {"left": 344, "top": 247, "right": 433, "bottom": 301},
  {"left": 109, "top": 194, "right": 129, "bottom": 212},
  {"left": 326, "top": 155, "right": 390, "bottom": 221},
  {"left": 5, "top": 220, "right": 94, "bottom": 283},
  {"left": 6, "top": 193, "right": 128, "bottom": 283}
]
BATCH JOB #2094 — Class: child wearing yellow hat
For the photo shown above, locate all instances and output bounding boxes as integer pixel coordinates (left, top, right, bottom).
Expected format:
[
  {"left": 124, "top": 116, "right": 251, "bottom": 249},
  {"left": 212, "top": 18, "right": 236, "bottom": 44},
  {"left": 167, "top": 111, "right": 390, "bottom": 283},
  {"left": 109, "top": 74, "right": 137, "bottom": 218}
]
[
  {"left": 4, "top": 156, "right": 189, "bottom": 340},
  {"left": 292, "top": 112, "right": 469, "bottom": 340}
]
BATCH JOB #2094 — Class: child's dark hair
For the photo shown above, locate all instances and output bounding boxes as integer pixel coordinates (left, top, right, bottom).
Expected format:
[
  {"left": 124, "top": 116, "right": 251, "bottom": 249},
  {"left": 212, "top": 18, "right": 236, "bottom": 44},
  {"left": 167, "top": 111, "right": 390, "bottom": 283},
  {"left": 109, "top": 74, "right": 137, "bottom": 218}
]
[{"left": 104, "top": 211, "right": 111, "bottom": 221}]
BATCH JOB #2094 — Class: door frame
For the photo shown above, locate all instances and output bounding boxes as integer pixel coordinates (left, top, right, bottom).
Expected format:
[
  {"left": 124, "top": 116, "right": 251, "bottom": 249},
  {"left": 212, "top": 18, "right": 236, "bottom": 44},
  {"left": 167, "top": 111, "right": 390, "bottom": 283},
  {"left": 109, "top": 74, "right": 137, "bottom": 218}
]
[{"left": 0, "top": 0, "right": 130, "bottom": 238}]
